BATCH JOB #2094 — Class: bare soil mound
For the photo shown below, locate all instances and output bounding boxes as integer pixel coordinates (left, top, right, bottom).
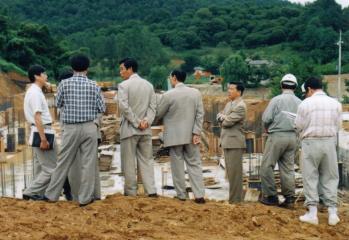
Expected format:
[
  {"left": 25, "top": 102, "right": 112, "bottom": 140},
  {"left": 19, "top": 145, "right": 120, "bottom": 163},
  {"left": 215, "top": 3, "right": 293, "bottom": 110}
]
[{"left": 0, "top": 194, "right": 348, "bottom": 240}]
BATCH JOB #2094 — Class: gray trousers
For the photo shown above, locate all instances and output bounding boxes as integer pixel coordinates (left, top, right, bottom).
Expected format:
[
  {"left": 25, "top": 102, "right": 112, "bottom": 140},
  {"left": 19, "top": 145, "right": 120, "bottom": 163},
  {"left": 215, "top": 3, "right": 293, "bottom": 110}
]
[
  {"left": 121, "top": 135, "right": 156, "bottom": 196},
  {"left": 45, "top": 122, "right": 98, "bottom": 204},
  {"left": 301, "top": 137, "right": 339, "bottom": 207},
  {"left": 261, "top": 132, "right": 297, "bottom": 197},
  {"left": 68, "top": 150, "right": 101, "bottom": 201},
  {"left": 169, "top": 144, "right": 205, "bottom": 199},
  {"left": 23, "top": 146, "right": 57, "bottom": 196},
  {"left": 224, "top": 148, "right": 244, "bottom": 203}
]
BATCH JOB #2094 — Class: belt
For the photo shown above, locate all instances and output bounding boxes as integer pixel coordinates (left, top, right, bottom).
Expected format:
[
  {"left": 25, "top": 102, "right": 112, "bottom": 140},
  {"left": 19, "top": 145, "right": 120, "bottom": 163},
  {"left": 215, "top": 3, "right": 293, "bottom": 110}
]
[{"left": 31, "top": 123, "right": 52, "bottom": 126}]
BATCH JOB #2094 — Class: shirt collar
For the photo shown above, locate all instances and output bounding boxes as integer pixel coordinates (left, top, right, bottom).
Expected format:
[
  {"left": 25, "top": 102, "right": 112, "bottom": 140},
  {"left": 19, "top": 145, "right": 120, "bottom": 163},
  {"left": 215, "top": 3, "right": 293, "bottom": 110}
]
[
  {"left": 232, "top": 97, "right": 242, "bottom": 105},
  {"left": 175, "top": 82, "right": 185, "bottom": 88},
  {"left": 282, "top": 90, "right": 295, "bottom": 95},
  {"left": 129, "top": 73, "right": 139, "bottom": 79},
  {"left": 312, "top": 90, "right": 326, "bottom": 97},
  {"left": 73, "top": 73, "right": 88, "bottom": 79},
  {"left": 32, "top": 83, "right": 43, "bottom": 92}
]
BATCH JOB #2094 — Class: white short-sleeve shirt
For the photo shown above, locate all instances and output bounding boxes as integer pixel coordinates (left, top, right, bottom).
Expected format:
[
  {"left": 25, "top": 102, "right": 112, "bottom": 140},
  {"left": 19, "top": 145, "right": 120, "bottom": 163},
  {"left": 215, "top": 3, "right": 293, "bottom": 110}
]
[{"left": 24, "top": 84, "right": 52, "bottom": 125}]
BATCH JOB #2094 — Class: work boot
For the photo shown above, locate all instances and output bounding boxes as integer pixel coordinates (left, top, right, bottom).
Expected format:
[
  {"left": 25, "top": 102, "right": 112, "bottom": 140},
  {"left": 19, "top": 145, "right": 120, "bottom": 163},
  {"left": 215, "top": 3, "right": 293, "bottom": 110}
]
[
  {"left": 299, "top": 206, "right": 318, "bottom": 225},
  {"left": 279, "top": 196, "right": 295, "bottom": 209},
  {"left": 328, "top": 207, "right": 340, "bottom": 226},
  {"left": 299, "top": 212, "right": 319, "bottom": 225},
  {"left": 259, "top": 195, "right": 279, "bottom": 206}
]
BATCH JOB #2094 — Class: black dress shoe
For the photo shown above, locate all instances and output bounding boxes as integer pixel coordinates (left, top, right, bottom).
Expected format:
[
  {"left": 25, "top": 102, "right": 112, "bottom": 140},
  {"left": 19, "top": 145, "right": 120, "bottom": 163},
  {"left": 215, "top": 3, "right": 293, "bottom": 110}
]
[
  {"left": 23, "top": 194, "right": 44, "bottom": 201},
  {"left": 279, "top": 196, "right": 295, "bottom": 209},
  {"left": 260, "top": 195, "right": 279, "bottom": 206},
  {"left": 64, "top": 192, "right": 73, "bottom": 201},
  {"left": 194, "top": 198, "right": 206, "bottom": 204},
  {"left": 174, "top": 196, "right": 186, "bottom": 201},
  {"left": 79, "top": 199, "right": 94, "bottom": 207},
  {"left": 148, "top": 193, "right": 158, "bottom": 198}
]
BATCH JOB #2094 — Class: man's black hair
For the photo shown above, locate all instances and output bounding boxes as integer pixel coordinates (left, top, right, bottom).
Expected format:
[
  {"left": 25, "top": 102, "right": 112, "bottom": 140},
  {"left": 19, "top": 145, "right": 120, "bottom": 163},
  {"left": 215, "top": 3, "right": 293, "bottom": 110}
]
[
  {"left": 58, "top": 68, "right": 74, "bottom": 83},
  {"left": 171, "top": 70, "right": 186, "bottom": 83},
  {"left": 28, "top": 65, "right": 45, "bottom": 83},
  {"left": 229, "top": 81, "right": 245, "bottom": 96},
  {"left": 281, "top": 82, "right": 297, "bottom": 90},
  {"left": 70, "top": 54, "right": 90, "bottom": 72},
  {"left": 304, "top": 77, "right": 322, "bottom": 91},
  {"left": 119, "top": 58, "right": 138, "bottom": 72}
]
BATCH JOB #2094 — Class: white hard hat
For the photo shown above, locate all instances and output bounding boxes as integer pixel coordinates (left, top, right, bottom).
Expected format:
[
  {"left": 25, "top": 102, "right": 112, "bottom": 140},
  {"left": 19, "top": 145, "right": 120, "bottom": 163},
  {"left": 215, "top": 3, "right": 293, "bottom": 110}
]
[{"left": 281, "top": 74, "right": 298, "bottom": 86}]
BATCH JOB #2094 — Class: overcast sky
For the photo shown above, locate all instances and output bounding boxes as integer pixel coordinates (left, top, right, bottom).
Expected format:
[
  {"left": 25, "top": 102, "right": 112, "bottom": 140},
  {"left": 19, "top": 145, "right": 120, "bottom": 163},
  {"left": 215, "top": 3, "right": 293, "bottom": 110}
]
[{"left": 288, "top": 0, "right": 349, "bottom": 8}]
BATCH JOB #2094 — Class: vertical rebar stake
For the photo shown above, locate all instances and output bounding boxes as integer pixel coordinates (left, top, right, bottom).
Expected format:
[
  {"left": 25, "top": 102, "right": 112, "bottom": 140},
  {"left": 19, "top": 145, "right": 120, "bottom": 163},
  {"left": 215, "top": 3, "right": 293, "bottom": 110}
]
[{"left": 11, "top": 161, "right": 15, "bottom": 197}]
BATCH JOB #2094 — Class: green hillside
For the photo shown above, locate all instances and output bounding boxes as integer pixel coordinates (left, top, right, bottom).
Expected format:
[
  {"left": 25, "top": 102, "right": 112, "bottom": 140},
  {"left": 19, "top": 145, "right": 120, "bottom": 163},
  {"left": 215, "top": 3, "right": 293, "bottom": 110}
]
[{"left": 0, "top": 0, "right": 348, "bottom": 93}]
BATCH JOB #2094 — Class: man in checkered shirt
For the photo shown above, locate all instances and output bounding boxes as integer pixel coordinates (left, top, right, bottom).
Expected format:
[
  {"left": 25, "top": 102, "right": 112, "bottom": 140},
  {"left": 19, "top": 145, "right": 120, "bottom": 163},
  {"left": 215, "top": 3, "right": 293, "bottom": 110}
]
[
  {"left": 44, "top": 54, "right": 105, "bottom": 207},
  {"left": 295, "top": 77, "right": 342, "bottom": 226}
]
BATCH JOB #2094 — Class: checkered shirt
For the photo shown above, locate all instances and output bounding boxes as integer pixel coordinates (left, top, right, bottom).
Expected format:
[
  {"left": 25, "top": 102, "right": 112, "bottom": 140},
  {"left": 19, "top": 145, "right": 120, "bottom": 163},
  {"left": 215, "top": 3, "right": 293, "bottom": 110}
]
[
  {"left": 295, "top": 91, "right": 342, "bottom": 139},
  {"left": 56, "top": 73, "right": 105, "bottom": 124}
]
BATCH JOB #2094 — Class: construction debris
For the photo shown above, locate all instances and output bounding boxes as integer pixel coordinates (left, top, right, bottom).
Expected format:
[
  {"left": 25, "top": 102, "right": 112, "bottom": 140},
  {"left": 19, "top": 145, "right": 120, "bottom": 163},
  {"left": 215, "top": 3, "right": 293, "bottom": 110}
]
[
  {"left": 100, "top": 115, "right": 120, "bottom": 144},
  {"left": 98, "top": 145, "right": 116, "bottom": 172}
]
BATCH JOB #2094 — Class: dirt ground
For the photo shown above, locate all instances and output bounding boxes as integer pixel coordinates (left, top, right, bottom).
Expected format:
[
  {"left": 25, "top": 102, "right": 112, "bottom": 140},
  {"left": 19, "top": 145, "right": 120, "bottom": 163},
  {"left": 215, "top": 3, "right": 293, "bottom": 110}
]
[{"left": 0, "top": 194, "right": 349, "bottom": 240}]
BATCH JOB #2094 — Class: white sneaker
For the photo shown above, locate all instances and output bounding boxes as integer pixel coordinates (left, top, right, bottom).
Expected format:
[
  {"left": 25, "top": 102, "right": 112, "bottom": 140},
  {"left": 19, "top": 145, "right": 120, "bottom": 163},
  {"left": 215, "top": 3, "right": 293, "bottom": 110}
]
[
  {"left": 299, "top": 212, "right": 319, "bottom": 225},
  {"left": 328, "top": 214, "right": 340, "bottom": 226}
]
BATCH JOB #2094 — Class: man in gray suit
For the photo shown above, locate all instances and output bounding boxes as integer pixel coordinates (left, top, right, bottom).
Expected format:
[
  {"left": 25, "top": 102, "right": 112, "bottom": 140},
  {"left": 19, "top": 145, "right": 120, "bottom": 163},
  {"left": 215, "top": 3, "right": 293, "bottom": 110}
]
[
  {"left": 117, "top": 58, "right": 157, "bottom": 197},
  {"left": 157, "top": 70, "right": 205, "bottom": 204},
  {"left": 218, "top": 82, "right": 246, "bottom": 203}
]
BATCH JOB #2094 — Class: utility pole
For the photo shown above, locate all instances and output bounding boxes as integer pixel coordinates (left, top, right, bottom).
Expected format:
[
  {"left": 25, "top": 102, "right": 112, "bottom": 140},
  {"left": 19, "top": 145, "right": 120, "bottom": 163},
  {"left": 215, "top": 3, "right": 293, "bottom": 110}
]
[{"left": 337, "top": 30, "right": 343, "bottom": 100}]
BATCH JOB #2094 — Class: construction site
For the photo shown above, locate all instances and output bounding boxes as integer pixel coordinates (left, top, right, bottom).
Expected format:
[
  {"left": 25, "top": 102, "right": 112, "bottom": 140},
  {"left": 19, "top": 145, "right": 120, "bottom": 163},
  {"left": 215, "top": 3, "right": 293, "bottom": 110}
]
[{"left": 0, "top": 71, "right": 349, "bottom": 240}]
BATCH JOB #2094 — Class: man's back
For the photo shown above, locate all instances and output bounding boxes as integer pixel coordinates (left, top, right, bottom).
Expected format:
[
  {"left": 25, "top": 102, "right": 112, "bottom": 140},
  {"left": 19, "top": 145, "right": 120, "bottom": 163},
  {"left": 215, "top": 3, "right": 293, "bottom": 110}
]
[
  {"left": 160, "top": 83, "right": 203, "bottom": 147},
  {"left": 296, "top": 91, "right": 342, "bottom": 138},
  {"left": 262, "top": 91, "right": 301, "bottom": 133},
  {"left": 57, "top": 74, "right": 105, "bottom": 124},
  {"left": 118, "top": 74, "right": 156, "bottom": 139},
  {"left": 120, "top": 75, "right": 153, "bottom": 119}
]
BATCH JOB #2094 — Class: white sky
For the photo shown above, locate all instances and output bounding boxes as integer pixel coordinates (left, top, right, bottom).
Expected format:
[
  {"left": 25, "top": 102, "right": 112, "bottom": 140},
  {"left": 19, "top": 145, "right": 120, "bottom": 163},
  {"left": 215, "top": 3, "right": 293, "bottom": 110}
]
[{"left": 288, "top": 0, "right": 349, "bottom": 8}]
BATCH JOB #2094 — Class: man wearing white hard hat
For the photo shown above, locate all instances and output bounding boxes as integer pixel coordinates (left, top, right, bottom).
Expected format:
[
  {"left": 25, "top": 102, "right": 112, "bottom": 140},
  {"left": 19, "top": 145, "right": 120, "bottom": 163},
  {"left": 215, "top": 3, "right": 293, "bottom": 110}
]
[{"left": 260, "top": 74, "right": 301, "bottom": 208}]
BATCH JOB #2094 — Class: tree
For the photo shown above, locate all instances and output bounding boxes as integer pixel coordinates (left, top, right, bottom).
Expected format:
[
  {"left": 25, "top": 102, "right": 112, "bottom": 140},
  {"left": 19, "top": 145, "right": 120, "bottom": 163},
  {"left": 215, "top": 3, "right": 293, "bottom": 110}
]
[
  {"left": 200, "top": 55, "right": 219, "bottom": 74},
  {"left": 220, "top": 54, "right": 249, "bottom": 90},
  {"left": 180, "top": 55, "right": 201, "bottom": 73},
  {"left": 148, "top": 65, "right": 169, "bottom": 90},
  {"left": 115, "top": 26, "right": 169, "bottom": 76}
]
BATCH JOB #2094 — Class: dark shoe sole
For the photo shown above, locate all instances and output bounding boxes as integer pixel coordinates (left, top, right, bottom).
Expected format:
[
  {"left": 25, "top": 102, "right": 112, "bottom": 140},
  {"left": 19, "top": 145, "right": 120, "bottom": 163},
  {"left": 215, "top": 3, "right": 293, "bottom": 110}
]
[
  {"left": 259, "top": 199, "right": 279, "bottom": 206},
  {"left": 79, "top": 199, "right": 94, "bottom": 207},
  {"left": 148, "top": 194, "right": 158, "bottom": 198},
  {"left": 279, "top": 203, "right": 295, "bottom": 209},
  {"left": 194, "top": 198, "right": 206, "bottom": 204},
  {"left": 23, "top": 194, "right": 44, "bottom": 201},
  {"left": 174, "top": 196, "right": 186, "bottom": 201}
]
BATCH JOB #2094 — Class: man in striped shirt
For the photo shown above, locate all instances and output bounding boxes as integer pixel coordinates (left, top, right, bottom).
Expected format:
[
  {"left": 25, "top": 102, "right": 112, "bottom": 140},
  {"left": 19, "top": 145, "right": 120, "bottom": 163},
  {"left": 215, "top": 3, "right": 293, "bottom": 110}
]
[{"left": 295, "top": 77, "right": 342, "bottom": 226}]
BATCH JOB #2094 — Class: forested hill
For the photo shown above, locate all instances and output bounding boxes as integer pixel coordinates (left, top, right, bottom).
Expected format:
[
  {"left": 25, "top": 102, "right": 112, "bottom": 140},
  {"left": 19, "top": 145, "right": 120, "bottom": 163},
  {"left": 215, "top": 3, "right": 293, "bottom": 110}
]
[{"left": 0, "top": 0, "right": 349, "bottom": 91}]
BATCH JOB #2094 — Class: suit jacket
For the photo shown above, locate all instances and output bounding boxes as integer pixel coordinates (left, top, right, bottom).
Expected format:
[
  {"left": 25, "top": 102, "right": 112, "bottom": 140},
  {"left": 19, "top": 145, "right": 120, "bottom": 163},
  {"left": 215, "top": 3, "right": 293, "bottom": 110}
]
[
  {"left": 219, "top": 97, "right": 246, "bottom": 149},
  {"left": 156, "top": 83, "right": 204, "bottom": 147},
  {"left": 117, "top": 74, "right": 156, "bottom": 140}
]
